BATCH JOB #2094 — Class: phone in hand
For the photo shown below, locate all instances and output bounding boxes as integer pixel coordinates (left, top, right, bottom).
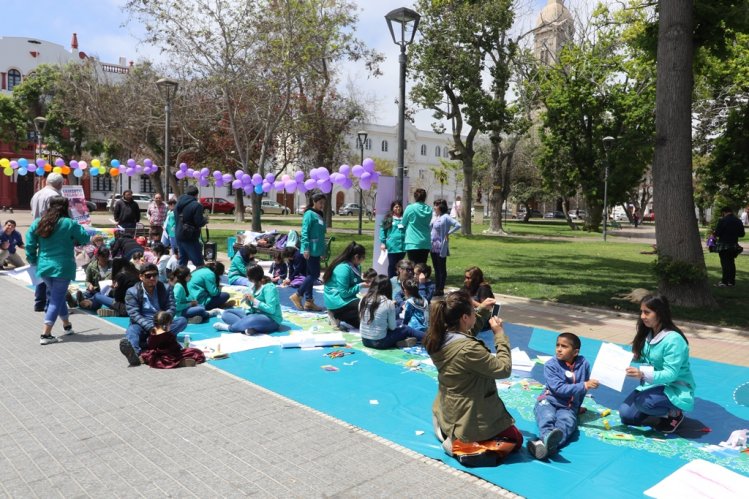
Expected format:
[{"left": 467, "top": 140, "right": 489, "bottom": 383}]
[{"left": 492, "top": 303, "right": 502, "bottom": 316}]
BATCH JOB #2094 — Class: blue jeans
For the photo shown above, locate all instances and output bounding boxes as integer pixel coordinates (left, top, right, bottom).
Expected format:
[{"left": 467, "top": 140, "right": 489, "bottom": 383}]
[
  {"left": 297, "top": 255, "right": 320, "bottom": 301},
  {"left": 182, "top": 305, "right": 210, "bottom": 322},
  {"left": 619, "top": 385, "right": 677, "bottom": 425},
  {"left": 221, "top": 308, "right": 279, "bottom": 334},
  {"left": 90, "top": 292, "right": 114, "bottom": 310},
  {"left": 41, "top": 276, "right": 70, "bottom": 327},
  {"left": 534, "top": 399, "right": 578, "bottom": 445},
  {"left": 204, "top": 292, "right": 230, "bottom": 310},
  {"left": 362, "top": 325, "right": 424, "bottom": 349},
  {"left": 230, "top": 276, "right": 251, "bottom": 287},
  {"left": 177, "top": 239, "right": 204, "bottom": 267},
  {"left": 125, "top": 316, "right": 188, "bottom": 354}
]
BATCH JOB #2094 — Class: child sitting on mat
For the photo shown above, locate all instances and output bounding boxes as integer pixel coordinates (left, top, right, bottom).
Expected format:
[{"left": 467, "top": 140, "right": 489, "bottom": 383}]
[
  {"left": 527, "top": 332, "right": 599, "bottom": 460},
  {"left": 140, "top": 311, "right": 206, "bottom": 369},
  {"left": 269, "top": 251, "right": 288, "bottom": 285},
  {"left": 414, "top": 263, "right": 435, "bottom": 303},
  {"left": 401, "top": 278, "right": 429, "bottom": 331}
]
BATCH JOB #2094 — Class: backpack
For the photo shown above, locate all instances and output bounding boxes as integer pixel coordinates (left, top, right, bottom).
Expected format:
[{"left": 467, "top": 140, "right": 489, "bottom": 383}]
[
  {"left": 286, "top": 229, "right": 300, "bottom": 249},
  {"left": 273, "top": 234, "right": 288, "bottom": 250}
]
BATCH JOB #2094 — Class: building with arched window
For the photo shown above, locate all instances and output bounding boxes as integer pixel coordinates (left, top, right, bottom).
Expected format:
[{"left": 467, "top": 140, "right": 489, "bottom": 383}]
[{"left": 381, "top": 140, "right": 388, "bottom": 152}]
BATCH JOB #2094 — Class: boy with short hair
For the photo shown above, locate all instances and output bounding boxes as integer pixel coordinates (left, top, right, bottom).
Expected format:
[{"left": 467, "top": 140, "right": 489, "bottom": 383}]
[
  {"left": 0, "top": 220, "right": 25, "bottom": 268},
  {"left": 528, "top": 332, "right": 599, "bottom": 460},
  {"left": 414, "top": 263, "right": 435, "bottom": 303}
]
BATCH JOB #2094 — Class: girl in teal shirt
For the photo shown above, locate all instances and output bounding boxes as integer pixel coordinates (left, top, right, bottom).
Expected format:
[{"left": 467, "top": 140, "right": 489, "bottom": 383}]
[
  {"left": 323, "top": 242, "right": 367, "bottom": 328},
  {"left": 214, "top": 265, "right": 283, "bottom": 334},
  {"left": 290, "top": 193, "right": 326, "bottom": 311},
  {"left": 379, "top": 200, "right": 406, "bottom": 278}
]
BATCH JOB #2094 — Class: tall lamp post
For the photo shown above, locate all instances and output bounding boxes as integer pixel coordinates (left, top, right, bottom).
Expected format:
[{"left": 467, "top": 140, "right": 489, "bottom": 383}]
[
  {"left": 33, "top": 117, "right": 47, "bottom": 191},
  {"left": 385, "top": 7, "right": 420, "bottom": 203},
  {"left": 356, "top": 130, "right": 368, "bottom": 235},
  {"left": 157, "top": 78, "right": 179, "bottom": 199},
  {"left": 602, "top": 136, "right": 615, "bottom": 242}
]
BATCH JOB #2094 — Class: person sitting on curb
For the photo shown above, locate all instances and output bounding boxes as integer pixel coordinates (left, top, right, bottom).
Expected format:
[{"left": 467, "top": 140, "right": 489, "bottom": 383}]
[{"left": 119, "top": 263, "right": 188, "bottom": 367}]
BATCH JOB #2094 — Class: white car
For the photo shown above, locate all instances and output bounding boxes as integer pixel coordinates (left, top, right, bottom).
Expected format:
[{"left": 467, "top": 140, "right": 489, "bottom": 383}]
[
  {"left": 106, "top": 193, "right": 152, "bottom": 211},
  {"left": 246, "top": 199, "right": 290, "bottom": 215}
]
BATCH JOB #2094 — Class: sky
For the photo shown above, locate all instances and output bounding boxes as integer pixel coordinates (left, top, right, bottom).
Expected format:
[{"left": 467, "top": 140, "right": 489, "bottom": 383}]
[{"left": 3, "top": 0, "right": 565, "bottom": 130}]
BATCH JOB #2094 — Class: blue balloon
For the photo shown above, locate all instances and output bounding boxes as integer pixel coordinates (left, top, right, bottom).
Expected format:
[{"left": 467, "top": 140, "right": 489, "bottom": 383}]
[
  {"left": 254, "top": 184, "right": 263, "bottom": 194},
  {"left": 111, "top": 159, "right": 120, "bottom": 168},
  {"left": 35, "top": 167, "right": 45, "bottom": 176},
  {"left": 73, "top": 168, "right": 84, "bottom": 178},
  {"left": 90, "top": 167, "right": 99, "bottom": 176},
  {"left": 18, "top": 158, "right": 28, "bottom": 168},
  {"left": 17, "top": 167, "right": 27, "bottom": 176}
]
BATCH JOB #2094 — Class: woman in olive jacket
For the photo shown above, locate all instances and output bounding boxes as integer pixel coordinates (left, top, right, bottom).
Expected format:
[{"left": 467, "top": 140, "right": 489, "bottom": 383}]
[{"left": 424, "top": 290, "right": 522, "bottom": 467}]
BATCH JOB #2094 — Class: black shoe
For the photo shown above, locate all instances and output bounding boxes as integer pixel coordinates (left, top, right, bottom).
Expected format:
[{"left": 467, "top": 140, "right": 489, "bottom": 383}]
[
  {"left": 34, "top": 306, "right": 45, "bottom": 312},
  {"left": 119, "top": 338, "right": 141, "bottom": 367},
  {"left": 656, "top": 411, "right": 684, "bottom": 434}
]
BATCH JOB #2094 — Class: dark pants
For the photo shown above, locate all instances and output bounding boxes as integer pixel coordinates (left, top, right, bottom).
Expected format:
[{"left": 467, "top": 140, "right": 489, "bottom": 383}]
[
  {"left": 34, "top": 281, "right": 47, "bottom": 311},
  {"left": 297, "top": 255, "right": 321, "bottom": 301},
  {"left": 407, "top": 249, "right": 429, "bottom": 265},
  {"left": 329, "top": 300, "right": 360, "bottom": 328},
  {"left": 387, "top": 252, "right": 406, "bottom": 278},
  {"left": 619, "top": 386, "right": 677, "bottom": 426},
  {"left": 430, "top": 252, "right": 448, "bottom": 294},
  {"left": 177, "top": 239, "right": 204, "bottom": 267},
  {"left": 719, "top": 250, "right": 737, "bottom": 285},
  {"left": 362, "top": 325, "right": 425, "bottom": 349}
]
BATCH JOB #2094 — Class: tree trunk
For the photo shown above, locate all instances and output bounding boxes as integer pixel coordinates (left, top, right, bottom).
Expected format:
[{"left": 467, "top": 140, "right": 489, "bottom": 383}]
[{"left": 653, "top": 0, "right": 716, "bottom": 307}]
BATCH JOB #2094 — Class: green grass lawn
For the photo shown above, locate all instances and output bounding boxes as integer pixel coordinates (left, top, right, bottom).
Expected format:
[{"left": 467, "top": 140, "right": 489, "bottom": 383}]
[{"left": 208, "top": 222, "right": 747, "bottom": 329}]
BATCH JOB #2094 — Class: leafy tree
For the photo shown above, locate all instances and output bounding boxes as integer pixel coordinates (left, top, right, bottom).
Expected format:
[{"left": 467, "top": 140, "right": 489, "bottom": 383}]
[{"left": 0, "top": 95, "right": 27, "bottom": 146}]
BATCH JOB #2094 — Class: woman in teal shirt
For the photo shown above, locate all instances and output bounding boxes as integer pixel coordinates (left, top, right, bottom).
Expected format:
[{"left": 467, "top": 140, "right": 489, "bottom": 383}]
[
  {"left": 214, "top": 265, "right": 283, "bottom": 334},
  {"left": 290, "top": 192, "right": 326, "bottom": 312},
  {"left": 619, "top": 294, "right": 696, "bottom": 434},
  {"left": 401, "top": 188, "right": 433, "bottom": 265},
  {"left": 26, "top": 196, "right": 91, "bottom": 344},
  {"left": 187, "top": 262, "right": 231, "bottom": 309},
  {"left": 379, "top": 200, "right": 406, "bottom": 278},
  {"left": 323, "top": 242, "right": 367, "bottom": 328}
]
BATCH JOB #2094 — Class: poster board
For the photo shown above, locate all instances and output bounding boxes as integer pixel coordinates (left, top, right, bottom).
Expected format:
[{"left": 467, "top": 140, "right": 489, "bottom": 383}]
[{"left": 61, "top": 185, "right": 91, "bottom": 225}]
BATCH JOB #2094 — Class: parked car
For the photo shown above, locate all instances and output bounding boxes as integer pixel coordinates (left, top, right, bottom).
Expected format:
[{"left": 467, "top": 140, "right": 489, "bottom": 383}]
[
  {"left": 543, "top": 211, "right": 566, "bottom": 219},
  {"left": 569, "top": 210, "right": 587, "bottom": 220},
  {"left": 338, "top": 203, "right": 371, "bottom": 216},
  {"left": 514, "top": 209, "right": 543, "bottom": 219},
  {"left": 106, "top": 193, "right": 152, "bottom": 211},
  {"left": 246, "top": 199, "right": 290, "bottom": 215},
  {"left": 642, "top": 211, "right": 655, "bottom": 221},
  {"left": 296, "top": 204, "right": 307, "bottom": 215},
  {"left": 200, "top": 197, "right": 235, "bottom": 214}
]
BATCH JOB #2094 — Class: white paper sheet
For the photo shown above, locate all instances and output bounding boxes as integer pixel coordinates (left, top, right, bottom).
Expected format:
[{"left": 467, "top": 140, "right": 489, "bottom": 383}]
[
  {"left": 590, "top": 342, "right": 633, "bottom": 391},
  {"left": 377, "top": 250, "right": 388, "bottom": 266},
  {"left": 191, "top": 332, "right": 281, "bottom": 354},
  {"left": 511, "top": 347, "right": 534, "bottom": 372},
  {"left": 644, "top": 459, "right": 749, "bottom": 498},
  {"left": 98, "top": 279, "right": 113, "bottom": 296}
]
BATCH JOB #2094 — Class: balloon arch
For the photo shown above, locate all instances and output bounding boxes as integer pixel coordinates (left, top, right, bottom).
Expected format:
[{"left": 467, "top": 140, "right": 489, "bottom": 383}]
[{"left": 0, "top": 156, "right": 381, "bottom": 194}]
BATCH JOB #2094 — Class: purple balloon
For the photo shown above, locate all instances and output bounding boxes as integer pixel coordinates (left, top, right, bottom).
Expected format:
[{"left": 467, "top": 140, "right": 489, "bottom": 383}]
[
  {"left": 213, "top": 170, "right": 222, "bottom": 179},
  {"left": 176, "top": 170, "right": 186, "bottom": 180},
  {"left": 285, "top": 180, "right": 297, "bottom": 193},
  {"left": 199, "top": 178, "right": 209, "bottom": 187},
  {"left": 36, "top": 158, "right": 46, "bottom": 168},
  {"left": 244, "top": 186, "right": 254, "bottom": 195},
  {"left": 125, "top": 167, "right": 134, "bottom": 176},
  {"left": 294, "top": 171, "right": 305, "bottom": 183},
  {"left": 152, "top": 165, "right": 159, "bottom": 173},
  {"left": 135, "top": 165, "right": 143, "bottom": 173},
  {"left": 69, "top": 160, "right": 78, "bottom": 169},
  {"left": 235, "top": 170, "right": 244, "bottom": 179},
  {"left": 222, "top": 174, "right": 233, "bottom": 183},
  {"left": 144, "top": 158, "right": 153, "bottom": 168},
  {"left": 342, "top": 178, "right": 354, "bottom": 190},
  {"left": 360, "top": 178, "right": 372, "bottom": 190},
  {"left": 127, "top": 158, "right": 136, "bottom": 168},
  {"left": 309, "top": 168, "right": 319, "bottom": 180},
  {"left": 242, "top": 174, "right": 252, "bottom": 185},
  {"left": 318, "top": 179, "right": 332, "bottom": 193},
  {"left": 362, "top": 158, "right": 376, "bottom": 172},
  {"left": 351, "top": 165, "right": 364, "bottom": 177},
  {"left": 265, "top": 173, "right": 276, "bottom": 184},
  {"left": 200, "top": 167, "right": 209, "bottom": 176},
  {"left": 262, "top": 182, "right": 272, "bottom": 193},
  {"left": 361, "top": 171, "right": 372, "bottom": 183},
  {"left": 273, "top": 180, "right": 284, "bottom": 191},
  {"left": 53, "top": 158, "right": 64, "bottom": 167},
  {"left": 318, "top": 167, "right": 330, "bottom": 178},
  {"left": 371, "top": 171, "right": 380, "bottom": 183},
  {"left": 304, "top": 179, "right": 317, "bottom": 190},
  {"left": 179, "top": 162, "right": 188, "bottom": 171},
  {"left": 215, "top": 180, "right": 224, "bottom": 188},
  {"left": 192, "top": 171, "right": 201, "bottom": 179},
  {"left": 339, "top": 164, "right": 350, "bottom": 176},
  {"left": 187, "top": 168, "right": 195, "bottom": 176},
  {"left": 298, "top": 182, "right": 308, "bottom": 194},
  {"left": 252, "top": 173, "right": 263, "bottom": 185},
  {"left": 232, "top": 179, "right": 242, "bottom": 189}
]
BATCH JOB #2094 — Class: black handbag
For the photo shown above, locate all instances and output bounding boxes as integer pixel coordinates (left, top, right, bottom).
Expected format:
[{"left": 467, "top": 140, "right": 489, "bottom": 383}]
[{"left": 203, "top": 226, "right": 217, "bottom": 261}]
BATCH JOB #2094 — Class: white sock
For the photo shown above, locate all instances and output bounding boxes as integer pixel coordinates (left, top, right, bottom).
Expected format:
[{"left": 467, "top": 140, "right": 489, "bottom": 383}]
[{"left": 213, "top": 322, "right": 230, "bottom": 331}]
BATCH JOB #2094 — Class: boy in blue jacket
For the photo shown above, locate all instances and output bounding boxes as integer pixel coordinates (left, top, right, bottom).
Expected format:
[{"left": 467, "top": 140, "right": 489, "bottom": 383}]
[{"left": 528, "top": 332, "right": 599, "bottom": 460}]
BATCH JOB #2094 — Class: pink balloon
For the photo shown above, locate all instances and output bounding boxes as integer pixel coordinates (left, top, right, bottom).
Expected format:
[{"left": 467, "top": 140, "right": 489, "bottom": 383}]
[
  {"left": 351, "top": 165, "right": 364, "bottom": 177},
  {"left": 281, "top": 174, "right": 290, "bottom": 182},
  {"left": 79, "top": 160, "right": 88, "bottom": 169}
]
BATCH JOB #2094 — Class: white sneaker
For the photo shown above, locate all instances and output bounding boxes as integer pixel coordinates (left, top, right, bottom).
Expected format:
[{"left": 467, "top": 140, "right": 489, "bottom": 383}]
[
  {"left": 208, "top": 309, "right": 223, "bottom": 317},
  {"left": 40, "top": 335, "right": 59, "bottom": 345},
  {"left": 61, "top": 325, "right": 75, "bottom": 336},
  {"left": 212, "top": 322, "right": 230, "bottom": 331}
]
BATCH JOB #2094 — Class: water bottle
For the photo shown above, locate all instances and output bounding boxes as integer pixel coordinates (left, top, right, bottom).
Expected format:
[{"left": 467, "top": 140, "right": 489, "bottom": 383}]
[{"left": 183, "top": 333, "right": 190, "bottom": 348}]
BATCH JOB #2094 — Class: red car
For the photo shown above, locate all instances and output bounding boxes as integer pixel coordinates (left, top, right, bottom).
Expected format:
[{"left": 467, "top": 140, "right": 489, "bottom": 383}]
[
  {"left": 199, "top": 197, "right": 235, "bottom": 214},
  {"left": 642, "top": 211, "right": 655, "bottom": 221}
]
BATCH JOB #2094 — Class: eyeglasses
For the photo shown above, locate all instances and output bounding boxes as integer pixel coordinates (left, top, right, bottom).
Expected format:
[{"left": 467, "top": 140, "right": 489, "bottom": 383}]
[{"left": 142, "top": 273, "right": 158, "bottom": 279}]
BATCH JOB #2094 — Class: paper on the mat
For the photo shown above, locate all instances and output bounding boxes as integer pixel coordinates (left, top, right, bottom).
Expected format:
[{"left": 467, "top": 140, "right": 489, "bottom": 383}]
[
  {"left": 98, "top": 280, "right": 113, "bottom": 296},
  {"left": 511, "top": 347, "right": 534, "bottom": 371},
  {"left": 3, "top": 264, "right": 41, "bottom": 285},
  {"left": 537, "top": 355, "right": 553, "bottom": 364},
  {"left": 377, "top": 250, "right": 388, "bottom": 266},
  {"left": 590, "top": 342, "right": 633, "bottom": 391},
  {"left": 279, "top": 332, "right": 346, "bottom": 348},
  {"left": 191, "top": 333, "right": 281, "bottom": 354},
  {"left": 644, "top": 459, "right": 749, "bottom": 498}
]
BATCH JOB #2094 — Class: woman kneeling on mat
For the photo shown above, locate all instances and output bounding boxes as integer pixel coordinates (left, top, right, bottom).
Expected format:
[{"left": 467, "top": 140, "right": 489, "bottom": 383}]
[
  {"left": 359, "top": 275, "right": 424, "bottom": 349},
  {"left": 323, "top": 242, "right": 367, "bottom": 329},
  {"left": 425, "top": 290, "right": 522, "bottom": 467},
  {"left": 619, "top": 294, "right": 695, "bottom": 434},
  {"left": 214, "top": 265, "right": 283, "bottom": 335}
]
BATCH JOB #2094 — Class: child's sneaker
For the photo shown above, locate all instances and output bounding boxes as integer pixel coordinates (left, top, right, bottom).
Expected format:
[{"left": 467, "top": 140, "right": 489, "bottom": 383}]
[
  {"left": 543, "top": 428, "right": 564, "bottom": 456},
  {"left": 656, "top": 411, "right": 684, "bottom": 434},
  {"left": 61, "top": 324, "right": 75, "bottom": 336},
  {"left": 188, "top": 316, "right": 204, "bottom": 324},
  {"left": 527, "top": 439, "right": 548, "bottom": 460},
  {"left": 97, "top": 308, "right": 117, "bottom": 317},
  {"left": 119, "top": 338, "right": 141, "bottom": 367},
  {"left": 396, "top": 337, "right": 417, "bottom": 348},
  {"left": 40, "top": 335, "right": 59, "bottom": 345},
  {"left": 207, "top": 308, "right": 223, "bottom": 317},
  {"left": 212, "top": 322, "right": 230, "bottom": 331}
]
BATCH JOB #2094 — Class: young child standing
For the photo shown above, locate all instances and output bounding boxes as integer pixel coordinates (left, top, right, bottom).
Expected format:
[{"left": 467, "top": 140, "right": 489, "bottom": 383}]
[
  {"left": 269, "top": 251, "right": 288, "bottom": 284},
  {"left": 528, "top": 332, "right": 599, "bottom": 460},
  {"left": 402, "top": 278, "right": 429, "bottom": 331},
  {"left": 140, "top": 311, "right": 206, "bottom": 369}
]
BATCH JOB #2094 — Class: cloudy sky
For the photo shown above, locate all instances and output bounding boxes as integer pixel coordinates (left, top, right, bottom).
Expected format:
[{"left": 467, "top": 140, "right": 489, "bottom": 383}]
[{"left": 4, "top": 0, "right": 576, "bottom": 129}]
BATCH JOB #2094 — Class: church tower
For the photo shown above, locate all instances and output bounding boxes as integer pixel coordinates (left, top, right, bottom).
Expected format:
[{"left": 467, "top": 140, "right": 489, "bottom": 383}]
[{"left": 533, "top": 0, "right": 574, "bottom": 65}]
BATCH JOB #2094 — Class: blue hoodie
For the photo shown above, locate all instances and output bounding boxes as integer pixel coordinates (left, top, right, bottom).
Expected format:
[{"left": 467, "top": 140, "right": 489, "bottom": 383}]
[{"left": 538, "top": 355, "right": 591, "bottom": 411}]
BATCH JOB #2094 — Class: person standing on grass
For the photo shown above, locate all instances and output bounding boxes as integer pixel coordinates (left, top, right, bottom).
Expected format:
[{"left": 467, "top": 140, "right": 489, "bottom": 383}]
[
  {"left": 402, "top": 188, "right": 432, "bottom": 265},
  {"left": 26, "top": 196, "right": 91, "bottom": 345},
  {"left": 290, "top": 192, "right": 326, "bottom": 311},
  {"left": 715, "top": 206, "right": 745, "bottom": 287},
  {"left": 379, "top": 200, "right": 406, "bottom": 278},
  {"left": 430, "top": 198, "right": 461, "bottom": 297},
  {"left": 29, "top": 172, "right": 65, "bottom": 312}
]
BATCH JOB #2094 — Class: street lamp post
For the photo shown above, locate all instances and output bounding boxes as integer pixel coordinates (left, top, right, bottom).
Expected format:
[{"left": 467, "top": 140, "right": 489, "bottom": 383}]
[
  {"left": 602, "top": 136, "right": 615, "bottom": 242},
  {"left": 157, "top": 78, "right": 179, "bottom": 199},
  {"left": 356, "top": 130, "right": 368, "bottom": 236},
  {"left": 33, "top": 117, "right": 47, "bottom": 191},
  {"left": 385, "top": 7, "right": 420, "bottom": 203}
]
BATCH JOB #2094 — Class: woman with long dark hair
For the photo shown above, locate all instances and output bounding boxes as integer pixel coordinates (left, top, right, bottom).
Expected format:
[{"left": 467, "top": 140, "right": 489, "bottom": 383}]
[
  {"left": 323, "top": 242, "right": 367, "bottom": 328},
  {"left": 25, "top": 196, "right": 91, "bottom": 344},
  {"left": 425, "top": 290, "right": 522, "bottom": 467},
  {"left": 358, "top": 275, "right": 424, "bottom": 349},
  {"left": 214, "top": 265, "right": 283, "bottom": 334},
  {"left": 619, "top": 294, "right": 695, "bottom": 433},
  {"left": 170, "top": 266, "right": 210, "bottom": 324},
  {"left": 430, "top": 198, "right": 461, "bottom": 296},
  {"left": 463, "top": 266, "right": 494, "bottom": 307},
  {"left": 187, "top": 261, "right": 231, "bottom": 310},
  {"left": 379, "top": 200, "right": 406, "bottom": 278},
  {"left": 290, "top": 192, "right": 327, "bottom": 311}
]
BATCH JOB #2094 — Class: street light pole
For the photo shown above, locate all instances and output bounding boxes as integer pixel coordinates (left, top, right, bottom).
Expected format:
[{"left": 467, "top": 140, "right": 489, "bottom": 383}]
[
  {"left": 357, "top": 130, "right": 368, "bottom": 236},
  {"left": 602, "top": 136, "right": 615, "bottom": 242},
  {"left": 33, "top": 117, "right": 47, "bottom": 191},
  {"left": 386, "top": 7, "right": 420, "bottom": 203},
  {"left": 157, "top": 78, "right": 179, "bottom": 199}
]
